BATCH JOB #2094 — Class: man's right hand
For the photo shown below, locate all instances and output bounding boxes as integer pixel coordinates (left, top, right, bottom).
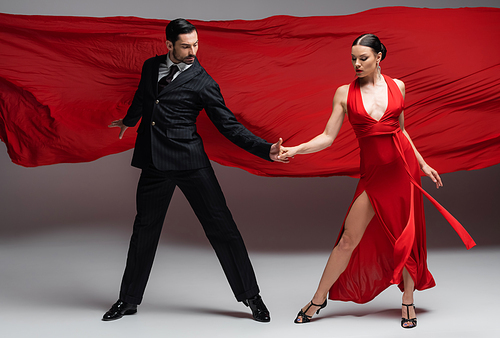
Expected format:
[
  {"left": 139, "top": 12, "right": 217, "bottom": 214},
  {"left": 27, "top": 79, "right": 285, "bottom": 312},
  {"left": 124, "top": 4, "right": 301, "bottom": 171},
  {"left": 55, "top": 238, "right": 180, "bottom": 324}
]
[{"left": 108, "top": 119, "right": 129, "bottom": 139}]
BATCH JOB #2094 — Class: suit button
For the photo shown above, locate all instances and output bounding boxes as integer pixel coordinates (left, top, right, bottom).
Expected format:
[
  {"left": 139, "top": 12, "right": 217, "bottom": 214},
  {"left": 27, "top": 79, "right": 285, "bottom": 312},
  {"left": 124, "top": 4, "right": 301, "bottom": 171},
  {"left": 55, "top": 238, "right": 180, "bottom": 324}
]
[
  {"left": 151, "top": 121, "right": 156, "bottom": 126},
  {"left": 155, "top": 100, "right": 159, "bottom": 104}
]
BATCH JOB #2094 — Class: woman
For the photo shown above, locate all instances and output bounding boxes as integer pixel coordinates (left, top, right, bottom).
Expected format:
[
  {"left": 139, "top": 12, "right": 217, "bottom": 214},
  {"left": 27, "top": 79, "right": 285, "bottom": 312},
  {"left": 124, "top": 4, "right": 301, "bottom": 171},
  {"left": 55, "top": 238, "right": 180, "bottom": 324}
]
[{"left": 279, "top": 34, "right": 475, "bottom": 328}]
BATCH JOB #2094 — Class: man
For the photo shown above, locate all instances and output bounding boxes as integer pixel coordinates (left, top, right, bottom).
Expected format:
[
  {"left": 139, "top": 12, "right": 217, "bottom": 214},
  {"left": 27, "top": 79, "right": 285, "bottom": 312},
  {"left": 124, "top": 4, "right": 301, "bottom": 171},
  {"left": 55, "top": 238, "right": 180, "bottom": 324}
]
[{"left": 104, "top": 18, "right": 283, "bottom": 323}]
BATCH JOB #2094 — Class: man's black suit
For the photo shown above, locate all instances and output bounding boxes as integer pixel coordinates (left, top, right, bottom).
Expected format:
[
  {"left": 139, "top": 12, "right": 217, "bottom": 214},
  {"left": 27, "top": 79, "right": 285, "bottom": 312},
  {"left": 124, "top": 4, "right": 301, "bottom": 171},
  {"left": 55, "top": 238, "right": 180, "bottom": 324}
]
[{"left": 118, "top": 54, "right": 272, "bottom": 305}]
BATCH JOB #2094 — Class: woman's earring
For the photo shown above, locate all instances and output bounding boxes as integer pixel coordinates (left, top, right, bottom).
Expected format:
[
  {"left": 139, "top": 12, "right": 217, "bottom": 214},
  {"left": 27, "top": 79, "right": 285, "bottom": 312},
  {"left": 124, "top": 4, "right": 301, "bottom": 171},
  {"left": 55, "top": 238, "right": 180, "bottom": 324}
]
[{"left": 377, "top": 63, "right": 381, "bottom": 77}]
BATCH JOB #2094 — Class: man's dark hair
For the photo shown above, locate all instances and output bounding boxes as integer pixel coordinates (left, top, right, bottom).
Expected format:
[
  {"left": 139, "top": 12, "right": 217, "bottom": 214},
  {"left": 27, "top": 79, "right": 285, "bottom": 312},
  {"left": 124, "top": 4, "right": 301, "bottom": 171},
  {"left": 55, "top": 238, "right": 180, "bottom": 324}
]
[{"left": 166, "top": 18, "right": 197, "bottom": 44}]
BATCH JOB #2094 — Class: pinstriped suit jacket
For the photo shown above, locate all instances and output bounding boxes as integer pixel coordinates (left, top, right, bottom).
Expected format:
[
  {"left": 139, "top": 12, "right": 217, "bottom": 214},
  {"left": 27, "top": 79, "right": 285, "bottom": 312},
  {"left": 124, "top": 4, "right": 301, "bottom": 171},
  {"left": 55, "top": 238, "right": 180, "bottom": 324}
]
[{"left": 123, "top": 55, "right": 272, "bottom": 170}]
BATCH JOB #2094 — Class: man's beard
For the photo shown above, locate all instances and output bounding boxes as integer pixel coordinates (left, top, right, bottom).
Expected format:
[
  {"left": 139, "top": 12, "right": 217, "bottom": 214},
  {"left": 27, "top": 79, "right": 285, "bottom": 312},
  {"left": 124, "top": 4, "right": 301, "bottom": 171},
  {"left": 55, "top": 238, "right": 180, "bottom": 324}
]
[{"left": 172, "top": 48, "right": 195, "bottom": 64}]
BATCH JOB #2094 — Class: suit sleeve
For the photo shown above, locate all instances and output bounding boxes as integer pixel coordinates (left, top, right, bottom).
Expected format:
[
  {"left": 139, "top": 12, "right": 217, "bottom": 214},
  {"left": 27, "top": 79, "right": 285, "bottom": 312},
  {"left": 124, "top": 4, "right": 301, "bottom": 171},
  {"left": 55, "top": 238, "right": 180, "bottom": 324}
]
[
  {"left": 122, "top": 60, "right": 148, "bottom": 127},
  {"left": 199, "top": 80, "right": 272, "bottom": 162}
]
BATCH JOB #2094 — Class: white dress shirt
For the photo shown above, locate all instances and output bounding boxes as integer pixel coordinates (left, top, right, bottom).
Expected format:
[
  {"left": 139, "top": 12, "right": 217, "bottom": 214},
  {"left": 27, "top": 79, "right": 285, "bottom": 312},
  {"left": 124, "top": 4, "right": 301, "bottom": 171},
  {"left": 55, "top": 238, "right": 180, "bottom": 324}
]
[{"left": 158, "top": 53, "right": 193, "bottom": 83}]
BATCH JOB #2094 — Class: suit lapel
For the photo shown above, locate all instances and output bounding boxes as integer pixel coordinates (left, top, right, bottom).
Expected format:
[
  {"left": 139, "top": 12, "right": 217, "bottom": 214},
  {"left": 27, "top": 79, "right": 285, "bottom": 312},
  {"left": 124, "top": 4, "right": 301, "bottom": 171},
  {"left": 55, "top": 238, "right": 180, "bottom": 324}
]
[
  {"left": 158, "top": 58, "right": 203, "bottom": 95},
  {"left": 152, "top": 54, "right": 165, "bottom": 96}
]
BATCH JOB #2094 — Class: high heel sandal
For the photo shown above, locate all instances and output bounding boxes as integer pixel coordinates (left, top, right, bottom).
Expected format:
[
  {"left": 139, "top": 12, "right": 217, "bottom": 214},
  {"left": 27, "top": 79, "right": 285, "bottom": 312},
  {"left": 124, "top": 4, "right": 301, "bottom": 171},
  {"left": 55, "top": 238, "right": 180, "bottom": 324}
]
[
  {"left": 401, "top": 303, "right": 417, "bottom": 329},
  {"left": 294, "top": 300, "right": 327, "bottom": 324}
]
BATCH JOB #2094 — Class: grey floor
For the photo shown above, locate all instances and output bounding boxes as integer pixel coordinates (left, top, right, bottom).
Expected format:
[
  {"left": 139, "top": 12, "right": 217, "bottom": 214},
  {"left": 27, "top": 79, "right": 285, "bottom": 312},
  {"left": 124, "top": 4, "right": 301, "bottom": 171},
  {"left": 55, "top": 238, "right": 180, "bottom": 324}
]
[{"left": 1, "top": 227, "right": 498, "bottom": 338}]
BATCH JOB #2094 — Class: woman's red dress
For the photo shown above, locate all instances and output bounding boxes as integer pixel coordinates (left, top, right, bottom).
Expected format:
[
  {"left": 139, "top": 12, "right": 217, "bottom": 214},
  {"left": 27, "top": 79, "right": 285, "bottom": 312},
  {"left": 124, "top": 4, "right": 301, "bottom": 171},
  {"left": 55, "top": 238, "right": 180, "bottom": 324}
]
[{"left": 328, "top": 75, "right": 475, "bottom": 303}]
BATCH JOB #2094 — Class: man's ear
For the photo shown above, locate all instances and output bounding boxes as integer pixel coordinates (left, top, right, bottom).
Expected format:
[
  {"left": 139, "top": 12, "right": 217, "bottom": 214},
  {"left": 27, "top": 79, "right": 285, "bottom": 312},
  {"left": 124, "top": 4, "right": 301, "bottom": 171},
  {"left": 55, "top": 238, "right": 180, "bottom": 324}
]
[{"left": 166, "top": 40, "right": 173, "bottom": 50}]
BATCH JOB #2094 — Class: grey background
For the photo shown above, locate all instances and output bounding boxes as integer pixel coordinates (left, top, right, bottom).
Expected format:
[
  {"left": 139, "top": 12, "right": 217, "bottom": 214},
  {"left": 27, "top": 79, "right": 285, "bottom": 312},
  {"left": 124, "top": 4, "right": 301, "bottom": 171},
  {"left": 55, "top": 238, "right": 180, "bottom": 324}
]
[{"left": 1, "top": 0, "right": 499, "bottom": 252}]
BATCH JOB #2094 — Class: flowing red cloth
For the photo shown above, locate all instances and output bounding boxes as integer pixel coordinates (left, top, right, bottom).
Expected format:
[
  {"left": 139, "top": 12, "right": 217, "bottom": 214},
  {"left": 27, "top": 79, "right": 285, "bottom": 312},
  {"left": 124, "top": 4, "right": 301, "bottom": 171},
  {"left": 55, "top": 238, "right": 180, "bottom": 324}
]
[
  {"left": 328, "top": 75, "right": 474, "bottom": 303},
  {"left": 0, "top": 8, "right": 499, "bottom": 177}
]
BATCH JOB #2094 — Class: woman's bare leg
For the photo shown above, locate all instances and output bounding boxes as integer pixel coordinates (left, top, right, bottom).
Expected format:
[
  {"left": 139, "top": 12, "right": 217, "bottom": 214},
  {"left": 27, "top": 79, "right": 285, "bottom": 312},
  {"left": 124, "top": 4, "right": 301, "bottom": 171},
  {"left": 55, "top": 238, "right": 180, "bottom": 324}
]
[
  {"left": 401, "top": 267, "right": 417, "bottom": 327},
  {"left": 296, "top": 191, "right": 375, "bottom": 322}
]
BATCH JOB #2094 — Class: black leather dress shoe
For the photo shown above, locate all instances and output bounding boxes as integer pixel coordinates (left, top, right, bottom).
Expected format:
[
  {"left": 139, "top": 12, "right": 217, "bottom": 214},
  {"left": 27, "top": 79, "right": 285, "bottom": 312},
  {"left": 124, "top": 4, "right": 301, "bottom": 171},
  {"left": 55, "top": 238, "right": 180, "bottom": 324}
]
[
  {"left": 102, "top": 300, "right": 138, "bottom": 321},
  {"left": 243, "top": 294, "right": 270, "bottom": 322}
]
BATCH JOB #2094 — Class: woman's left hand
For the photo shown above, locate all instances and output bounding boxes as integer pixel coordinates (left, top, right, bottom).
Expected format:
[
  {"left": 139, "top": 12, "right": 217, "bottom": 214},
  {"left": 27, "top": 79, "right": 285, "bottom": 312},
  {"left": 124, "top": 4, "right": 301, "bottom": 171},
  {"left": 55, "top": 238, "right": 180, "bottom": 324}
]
[
  {"left": 421, "top": 164, "right": 443, "bottom": 189},
  {"left": 278, "top": 146, "right": 298, "bottom": 162}
]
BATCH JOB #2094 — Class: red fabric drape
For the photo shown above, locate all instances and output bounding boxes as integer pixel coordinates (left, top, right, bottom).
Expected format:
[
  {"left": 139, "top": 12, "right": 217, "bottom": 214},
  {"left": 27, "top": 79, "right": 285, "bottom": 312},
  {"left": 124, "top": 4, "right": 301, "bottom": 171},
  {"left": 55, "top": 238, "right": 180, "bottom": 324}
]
[{"left": 1, "top": 8, "right": 499, "bottom": 176}]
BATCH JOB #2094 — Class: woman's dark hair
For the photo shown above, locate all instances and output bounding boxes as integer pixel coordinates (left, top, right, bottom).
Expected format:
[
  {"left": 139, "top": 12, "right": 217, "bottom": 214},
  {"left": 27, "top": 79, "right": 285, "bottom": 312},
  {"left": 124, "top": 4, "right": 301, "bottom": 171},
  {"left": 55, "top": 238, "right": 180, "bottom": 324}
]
[
  {"left": 352, "top": 34, "right": 387, "bottom": 61},
  {"left": 165, "top": 18, "right": 197, "bottom": 44}
]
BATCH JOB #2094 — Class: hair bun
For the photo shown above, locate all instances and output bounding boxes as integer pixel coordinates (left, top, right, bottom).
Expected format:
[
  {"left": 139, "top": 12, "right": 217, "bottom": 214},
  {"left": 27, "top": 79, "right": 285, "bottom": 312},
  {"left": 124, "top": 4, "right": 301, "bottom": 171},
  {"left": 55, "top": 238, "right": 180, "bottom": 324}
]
[{"left": 380, "top": 43, "right": 387, "bottom": 60}]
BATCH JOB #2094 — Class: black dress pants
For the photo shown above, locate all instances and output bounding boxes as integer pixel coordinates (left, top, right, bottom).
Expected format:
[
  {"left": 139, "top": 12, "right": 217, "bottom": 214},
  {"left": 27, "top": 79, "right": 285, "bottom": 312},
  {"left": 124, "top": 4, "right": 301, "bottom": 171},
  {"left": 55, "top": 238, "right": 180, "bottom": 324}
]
[{"left": 119, "top": 164, "right": 260, "bottom": 304}]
